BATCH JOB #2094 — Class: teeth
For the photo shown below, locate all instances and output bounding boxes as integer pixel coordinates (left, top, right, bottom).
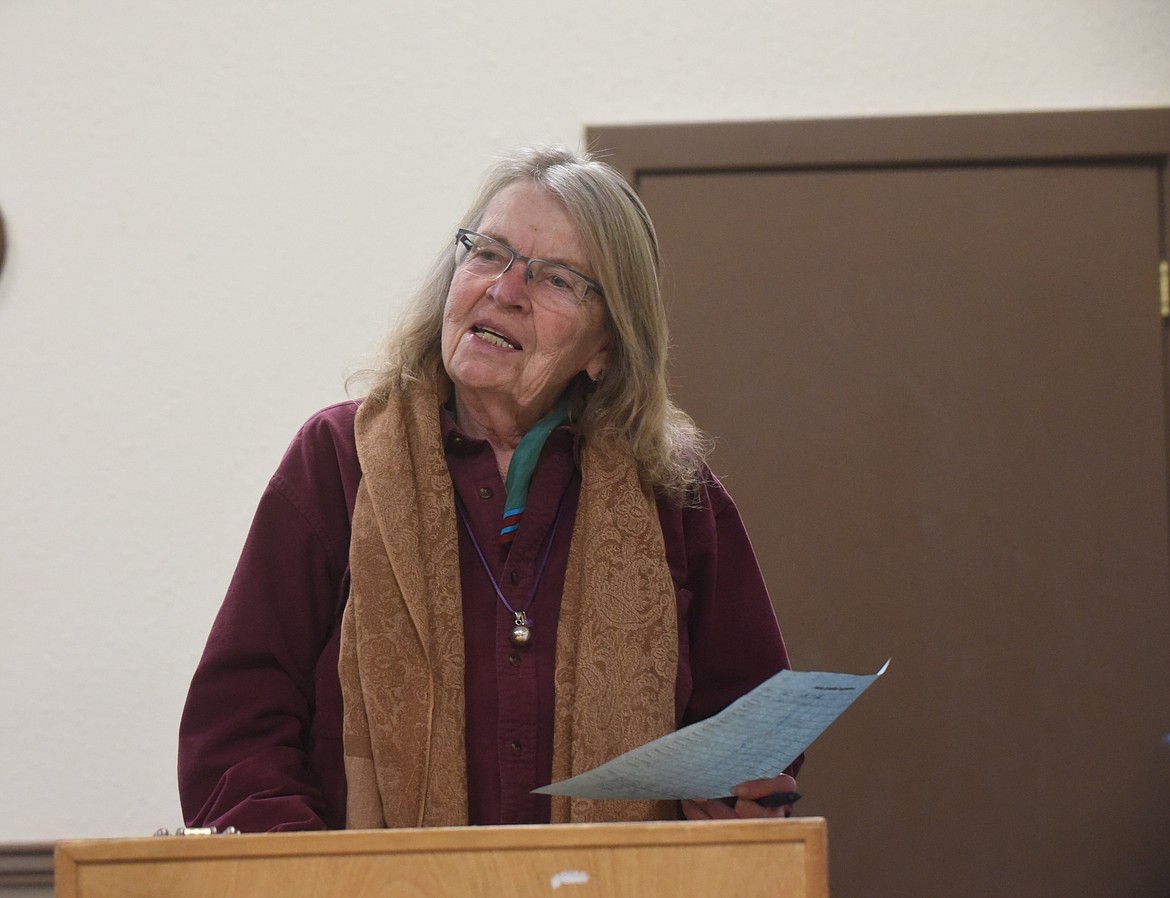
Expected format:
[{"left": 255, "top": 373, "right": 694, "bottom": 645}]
[{"left": 472, "top": 326, "right": 518, "bottom": 350}]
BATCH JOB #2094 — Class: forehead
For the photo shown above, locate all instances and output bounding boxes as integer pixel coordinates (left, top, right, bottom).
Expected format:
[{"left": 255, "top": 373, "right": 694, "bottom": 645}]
[{"left": 478, "top": 182, "right": 590, "bottom": 268}]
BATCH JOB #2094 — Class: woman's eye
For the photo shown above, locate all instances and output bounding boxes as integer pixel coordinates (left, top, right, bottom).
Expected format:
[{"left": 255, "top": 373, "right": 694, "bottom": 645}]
[
  {"left": 545, "top": 271, "right": 574, "bottom": 291},
  {"left": 473, "top": 247, "right": 504, "bottom": 264}
]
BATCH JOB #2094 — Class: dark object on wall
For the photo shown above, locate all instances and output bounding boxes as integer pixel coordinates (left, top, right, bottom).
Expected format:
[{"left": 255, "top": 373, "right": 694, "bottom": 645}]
[
  {"left": 0, "top": 841, "right": 53, "bottom": 889},
  {"left": 588, "top": 109, "right": 1170, "bottom": 898}
]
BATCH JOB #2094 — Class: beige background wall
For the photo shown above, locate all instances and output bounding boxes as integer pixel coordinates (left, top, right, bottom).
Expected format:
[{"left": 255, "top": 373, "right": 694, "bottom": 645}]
[{"left": 1, "top": 0, "right": 1168, "bottom": 841}]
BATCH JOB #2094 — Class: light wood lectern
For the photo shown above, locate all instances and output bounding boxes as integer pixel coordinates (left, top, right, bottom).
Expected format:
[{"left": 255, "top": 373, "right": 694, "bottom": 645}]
[{"left": 55, "top": 818, "right": 828, "bottom": 898}]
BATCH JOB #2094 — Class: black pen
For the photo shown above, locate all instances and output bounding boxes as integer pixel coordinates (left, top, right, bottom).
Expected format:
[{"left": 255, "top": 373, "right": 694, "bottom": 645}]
[{"left": 754, "top": 790, "right": 802, "bottom": 808}]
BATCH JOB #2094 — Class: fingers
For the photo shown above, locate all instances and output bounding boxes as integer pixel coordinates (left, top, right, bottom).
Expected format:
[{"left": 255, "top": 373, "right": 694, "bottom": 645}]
[
  {"left": 732, "top": 773, "right": 798, "bottom": 803},
  {"left": 684, "top": 773, "right": 801, "bottom": 821},
  {"left": 731, "top": 772, "right": 800, "bottom": 818},
  {"left": 682, "top": 793, "right": 797, "bottom": 820},
  {"left": 681, "top": 798, "right": 739, "bottom": 821},
  {"left": 730, "top": 771, "right": 795, "bottom": 799},
  {"left": 732, "top": 795, "right": 796, "bottom": 818}
]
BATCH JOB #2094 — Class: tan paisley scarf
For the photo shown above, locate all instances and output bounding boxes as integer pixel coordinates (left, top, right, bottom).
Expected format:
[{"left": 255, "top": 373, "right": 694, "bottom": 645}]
[{"left": 340, "top": 380, "right": 679, "bottom": 828}]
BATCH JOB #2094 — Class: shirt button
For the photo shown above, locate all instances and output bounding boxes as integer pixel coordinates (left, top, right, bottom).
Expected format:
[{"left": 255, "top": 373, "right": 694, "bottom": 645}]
[
  {"left": 479, "top": 486, "right": 493, "bottom": 499},
  {"left": 510, "top": 740, "right": 523, "bottom": 755},
  {"left": 509, "top": 652, "right": 522, "bottom": 667},
  {"left": 510, "top": 571, "right": 519, "bottom": 586}
]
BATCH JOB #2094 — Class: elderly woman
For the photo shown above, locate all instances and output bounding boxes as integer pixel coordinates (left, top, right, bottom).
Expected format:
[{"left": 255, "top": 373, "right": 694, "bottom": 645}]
[{"left": 179, "top": 146, "right": 797, "bottom": 832}]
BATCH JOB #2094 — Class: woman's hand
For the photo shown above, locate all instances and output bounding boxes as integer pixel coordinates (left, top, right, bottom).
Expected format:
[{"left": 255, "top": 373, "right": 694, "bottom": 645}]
[{"left": 681, "top": 773, "right": 800, "bottom": 820}]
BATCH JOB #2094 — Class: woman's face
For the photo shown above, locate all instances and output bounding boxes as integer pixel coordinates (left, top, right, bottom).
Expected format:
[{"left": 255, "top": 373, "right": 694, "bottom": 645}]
[{"left": 441, "top": 181, "right": 609, "bottom": 428}]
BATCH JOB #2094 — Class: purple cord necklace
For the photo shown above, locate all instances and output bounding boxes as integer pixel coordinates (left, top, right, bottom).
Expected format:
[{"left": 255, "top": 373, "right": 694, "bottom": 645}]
[{"left": 454, "top": 491, "right": 565, "bottom": 649}]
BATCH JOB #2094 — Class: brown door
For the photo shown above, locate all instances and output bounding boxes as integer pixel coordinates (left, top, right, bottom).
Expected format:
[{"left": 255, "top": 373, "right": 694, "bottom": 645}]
[{"left": 591, "top": 112, "right": 1170, "bottom": 898}]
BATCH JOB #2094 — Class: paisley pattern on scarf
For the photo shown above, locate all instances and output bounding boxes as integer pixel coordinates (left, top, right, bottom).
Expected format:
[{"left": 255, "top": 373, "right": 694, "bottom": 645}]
[{"left": 340, "top": 379, "right": 678, "bottom": 828}]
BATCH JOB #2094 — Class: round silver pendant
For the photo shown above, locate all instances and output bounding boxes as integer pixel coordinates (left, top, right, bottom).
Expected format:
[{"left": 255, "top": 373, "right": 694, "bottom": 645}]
[{"left": 510, "top": 624, "right": 532, "bottom": 648}]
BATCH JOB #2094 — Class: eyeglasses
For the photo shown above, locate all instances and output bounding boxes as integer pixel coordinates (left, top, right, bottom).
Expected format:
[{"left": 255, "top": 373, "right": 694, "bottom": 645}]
[{"left": 454, "top": 229, "right": 605, "bottom": 308}]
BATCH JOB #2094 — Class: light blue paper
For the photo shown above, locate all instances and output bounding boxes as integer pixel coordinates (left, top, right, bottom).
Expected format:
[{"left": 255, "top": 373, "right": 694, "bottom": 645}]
[{"left": 535, "top": 660, "right": 889, "bottom": 800}]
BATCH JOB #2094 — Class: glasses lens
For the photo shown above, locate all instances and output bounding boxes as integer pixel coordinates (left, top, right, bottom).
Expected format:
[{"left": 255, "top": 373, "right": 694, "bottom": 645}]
[
  {"left": 527, "top": 261, "right": 592, "bottom": 305},
  {"left": 456, "top": 231, "right": 512, "bottom": 275}
]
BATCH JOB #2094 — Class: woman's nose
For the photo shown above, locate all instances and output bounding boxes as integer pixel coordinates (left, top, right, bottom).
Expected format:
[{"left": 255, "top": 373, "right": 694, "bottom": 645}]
[{"left": 487, "top": 259, "right": 532, "bottom": 306}]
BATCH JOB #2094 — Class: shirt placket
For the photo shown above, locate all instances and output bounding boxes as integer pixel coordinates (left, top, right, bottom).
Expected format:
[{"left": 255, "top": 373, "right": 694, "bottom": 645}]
[
  {"left": 495, "top": 545, "right": 541, "bottom": 823},
  {"left": 446, "top": 421, "right": 575, "bottom": 825}
]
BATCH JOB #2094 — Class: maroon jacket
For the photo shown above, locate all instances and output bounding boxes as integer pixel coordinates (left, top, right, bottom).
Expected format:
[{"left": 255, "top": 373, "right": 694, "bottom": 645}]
[{"left": 178, "top": 401, "right": 794, "bottom": 831}]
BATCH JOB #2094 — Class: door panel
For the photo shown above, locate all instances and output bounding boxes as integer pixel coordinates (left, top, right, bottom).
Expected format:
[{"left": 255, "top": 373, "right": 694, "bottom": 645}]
[{"left": 638, "top": 163, "right": 1170, "bottom": 897}]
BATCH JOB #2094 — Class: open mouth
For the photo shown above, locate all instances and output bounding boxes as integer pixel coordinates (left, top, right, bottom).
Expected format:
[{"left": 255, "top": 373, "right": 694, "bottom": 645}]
[{"left": 471, "top": 325, "right": 520, "bottom": 350}]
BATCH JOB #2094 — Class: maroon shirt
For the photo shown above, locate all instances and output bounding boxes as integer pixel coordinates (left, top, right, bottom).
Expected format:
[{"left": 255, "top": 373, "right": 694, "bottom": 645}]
[{"left": 178, "top": 400, "right": 794, "bottom": 832}]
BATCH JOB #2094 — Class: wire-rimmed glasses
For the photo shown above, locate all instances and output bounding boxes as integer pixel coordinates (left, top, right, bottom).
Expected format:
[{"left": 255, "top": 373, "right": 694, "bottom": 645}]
[{"left": 454, "top": 229, "right": 605, "bottom": 308}]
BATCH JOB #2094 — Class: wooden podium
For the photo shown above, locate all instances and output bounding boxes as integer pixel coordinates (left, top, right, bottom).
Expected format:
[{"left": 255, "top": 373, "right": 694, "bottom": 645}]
[{"left": 55, "top": 818, "right": 828, "bottom": 898}]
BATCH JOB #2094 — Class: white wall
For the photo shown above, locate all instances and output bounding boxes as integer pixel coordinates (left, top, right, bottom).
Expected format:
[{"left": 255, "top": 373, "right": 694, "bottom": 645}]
[{"left": 1, "top": 0, "right": 1167, "bottom": 841}]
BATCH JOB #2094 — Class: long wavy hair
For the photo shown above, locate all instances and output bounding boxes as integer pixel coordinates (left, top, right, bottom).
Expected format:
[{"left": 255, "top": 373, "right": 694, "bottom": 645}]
[{"left": 359, "top": 145, "right": 710, "bottom": 503}]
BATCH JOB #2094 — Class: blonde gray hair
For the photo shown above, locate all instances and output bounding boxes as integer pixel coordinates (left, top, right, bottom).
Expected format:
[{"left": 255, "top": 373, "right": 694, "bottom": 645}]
[{"left": 360, "top": 145, "right": 709, "bottom": 503}]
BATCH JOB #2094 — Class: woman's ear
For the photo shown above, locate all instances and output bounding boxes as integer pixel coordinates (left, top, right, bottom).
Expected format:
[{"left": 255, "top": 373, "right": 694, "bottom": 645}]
[{"left": 585, "top": 349, "right": 608, "bottom": 382}]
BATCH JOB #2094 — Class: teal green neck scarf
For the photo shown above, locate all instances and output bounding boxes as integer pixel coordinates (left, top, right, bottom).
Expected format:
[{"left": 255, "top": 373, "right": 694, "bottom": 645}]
[{"left": 499, "top": 395, "right": 570, "bottom": 545}]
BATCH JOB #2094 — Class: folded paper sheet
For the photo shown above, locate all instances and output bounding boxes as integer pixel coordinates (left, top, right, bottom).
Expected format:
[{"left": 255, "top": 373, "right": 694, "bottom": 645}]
[{"left": 536, "top": 660, "right": 889, "bottom": 800}]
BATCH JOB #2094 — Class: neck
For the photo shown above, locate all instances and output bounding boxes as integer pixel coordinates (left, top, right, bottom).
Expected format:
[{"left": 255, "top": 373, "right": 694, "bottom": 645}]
[{"left": 453, "top": 395, "right": 541, "bottom": 481}]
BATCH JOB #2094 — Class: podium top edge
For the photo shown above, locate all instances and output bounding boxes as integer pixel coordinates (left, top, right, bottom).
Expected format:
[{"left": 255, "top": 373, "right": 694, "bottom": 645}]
[{"left": 55, "top": 818, "right": 827, "bottom": 861}]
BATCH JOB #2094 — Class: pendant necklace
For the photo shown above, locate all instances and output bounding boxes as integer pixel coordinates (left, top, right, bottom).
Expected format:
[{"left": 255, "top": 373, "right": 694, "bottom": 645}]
[{"left": 455, "top": 492, "right": 564, "bottom": 649}]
